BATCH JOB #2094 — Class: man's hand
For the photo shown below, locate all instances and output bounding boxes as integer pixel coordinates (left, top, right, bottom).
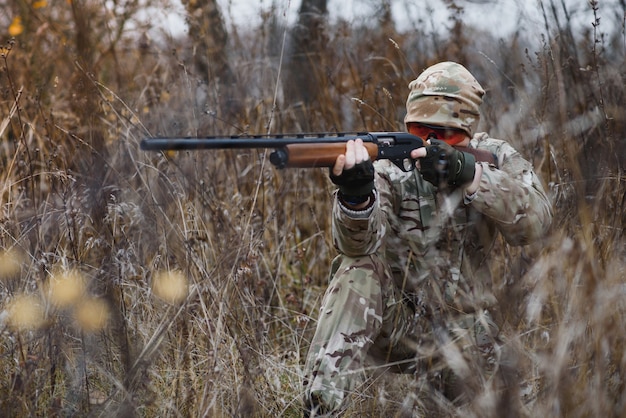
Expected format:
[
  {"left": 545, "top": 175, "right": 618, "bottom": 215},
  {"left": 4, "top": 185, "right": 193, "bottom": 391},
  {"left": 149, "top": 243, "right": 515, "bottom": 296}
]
[
  {"left": 411, "top": 140, "right": 482, "bottom": 192},
  {"left": 330, "top": 139, "right": 375, "bottom": 208}
]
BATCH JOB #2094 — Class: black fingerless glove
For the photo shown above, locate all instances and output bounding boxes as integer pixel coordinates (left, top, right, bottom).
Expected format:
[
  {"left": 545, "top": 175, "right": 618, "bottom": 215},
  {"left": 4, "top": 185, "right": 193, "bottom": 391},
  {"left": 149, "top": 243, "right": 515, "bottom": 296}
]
[
  {"left": 329, "top": 160, "right": 375, "bottom": 205},
  {"left": 419, "top": 139, "right": 476, "bottom": 188}
]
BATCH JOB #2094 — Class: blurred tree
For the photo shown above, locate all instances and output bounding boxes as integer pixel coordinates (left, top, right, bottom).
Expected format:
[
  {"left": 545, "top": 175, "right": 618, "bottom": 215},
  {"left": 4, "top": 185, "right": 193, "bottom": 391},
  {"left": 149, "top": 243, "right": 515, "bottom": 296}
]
[
  {"left": 284, "top": 0, "right": 328, "bottom": 126},
  {"left": 375, "top": 0, "right": 393, "bottom": 29},
  {"left": 182, "top": 0, "right": 239, "bottom": 116}
]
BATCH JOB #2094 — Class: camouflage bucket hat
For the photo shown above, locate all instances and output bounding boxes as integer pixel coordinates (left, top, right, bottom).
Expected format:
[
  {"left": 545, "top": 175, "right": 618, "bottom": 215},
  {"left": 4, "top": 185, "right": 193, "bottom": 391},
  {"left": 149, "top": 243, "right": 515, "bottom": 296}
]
[{"left": 404, "top": 62, "right": 485, "bottom": 136}]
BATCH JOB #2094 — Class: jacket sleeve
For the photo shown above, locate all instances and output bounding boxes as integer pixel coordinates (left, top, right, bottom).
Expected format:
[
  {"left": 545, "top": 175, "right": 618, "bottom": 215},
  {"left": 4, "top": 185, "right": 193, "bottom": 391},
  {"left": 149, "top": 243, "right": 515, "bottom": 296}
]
[
  {"left": 469, "top": 135, "right": 553, "bottom": 246},
  {"left": 331, "top": 164, "right": 400, "bottom": 257},
  {"left": 330, "top": 192, "right": 384, "bottom": 257}
]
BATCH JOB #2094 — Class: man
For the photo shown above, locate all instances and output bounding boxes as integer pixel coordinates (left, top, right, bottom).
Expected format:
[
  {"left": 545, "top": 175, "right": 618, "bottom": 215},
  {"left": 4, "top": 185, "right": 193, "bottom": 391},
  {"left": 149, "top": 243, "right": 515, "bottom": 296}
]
[{"left": 302, "top": 61, "right": 553, "bottom": 415}]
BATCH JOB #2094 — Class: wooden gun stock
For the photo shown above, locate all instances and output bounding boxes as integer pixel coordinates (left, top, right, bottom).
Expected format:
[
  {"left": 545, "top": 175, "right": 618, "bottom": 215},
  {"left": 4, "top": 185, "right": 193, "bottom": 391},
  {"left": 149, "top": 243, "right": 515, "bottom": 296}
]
[{"left": 280, "top": 142, "right": 379, "bottom": 168}]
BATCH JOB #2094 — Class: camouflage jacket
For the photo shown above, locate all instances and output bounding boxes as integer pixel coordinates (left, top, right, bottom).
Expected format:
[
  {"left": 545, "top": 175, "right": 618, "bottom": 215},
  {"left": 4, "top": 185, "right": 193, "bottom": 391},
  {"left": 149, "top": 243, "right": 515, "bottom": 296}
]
[{"left": 331, "top": 133, "right": 553, "bottom": 311}]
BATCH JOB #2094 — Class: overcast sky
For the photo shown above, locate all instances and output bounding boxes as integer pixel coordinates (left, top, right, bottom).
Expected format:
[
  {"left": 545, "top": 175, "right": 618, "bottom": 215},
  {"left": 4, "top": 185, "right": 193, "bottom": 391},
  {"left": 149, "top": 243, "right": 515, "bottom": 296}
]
[{"left": 149, "top": 0, "right": 622, "bottom": 40}]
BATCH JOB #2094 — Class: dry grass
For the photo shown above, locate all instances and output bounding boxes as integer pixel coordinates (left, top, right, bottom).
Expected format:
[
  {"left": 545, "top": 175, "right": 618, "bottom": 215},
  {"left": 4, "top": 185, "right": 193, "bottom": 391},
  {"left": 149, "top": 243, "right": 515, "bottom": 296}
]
[{"left": 0, "top": 0, "right": 625, "bottom": 416}]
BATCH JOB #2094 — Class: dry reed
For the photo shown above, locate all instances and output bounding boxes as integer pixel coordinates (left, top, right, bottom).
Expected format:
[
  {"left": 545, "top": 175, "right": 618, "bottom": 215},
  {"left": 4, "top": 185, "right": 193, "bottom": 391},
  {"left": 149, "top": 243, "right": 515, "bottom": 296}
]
[{"left": 0, "top": 0, "right": 624, "bottom": 416}]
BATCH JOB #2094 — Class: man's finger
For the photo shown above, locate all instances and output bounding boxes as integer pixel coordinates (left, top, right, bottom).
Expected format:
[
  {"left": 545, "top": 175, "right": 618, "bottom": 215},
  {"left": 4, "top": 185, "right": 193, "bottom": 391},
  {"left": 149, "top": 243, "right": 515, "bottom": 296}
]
[
  {"left": 332, "top": 154, "right": 346, "bottom": 176},
  {"left": 411, "top": 147, "right": 427, "bottom": 159},
  {"left": 344, "top": 140, "right": 356, "bottom": 169},
  {"left": 356, "top": 138, "right": 370, "bottom": 162}
]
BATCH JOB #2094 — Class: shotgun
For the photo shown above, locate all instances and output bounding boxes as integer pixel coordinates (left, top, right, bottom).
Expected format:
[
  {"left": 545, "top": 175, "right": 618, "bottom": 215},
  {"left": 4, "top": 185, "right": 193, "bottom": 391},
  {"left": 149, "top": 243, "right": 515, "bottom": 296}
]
[{"left": 140, "top": 132, "right": 497, "bottom": 171}]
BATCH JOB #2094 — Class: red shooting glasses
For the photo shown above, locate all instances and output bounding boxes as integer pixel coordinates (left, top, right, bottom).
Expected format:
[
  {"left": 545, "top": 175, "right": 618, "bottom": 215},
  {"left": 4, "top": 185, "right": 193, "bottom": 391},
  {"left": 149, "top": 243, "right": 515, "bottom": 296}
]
[{"left": 407, "top": 122, "right": 468, "bottom": 146}]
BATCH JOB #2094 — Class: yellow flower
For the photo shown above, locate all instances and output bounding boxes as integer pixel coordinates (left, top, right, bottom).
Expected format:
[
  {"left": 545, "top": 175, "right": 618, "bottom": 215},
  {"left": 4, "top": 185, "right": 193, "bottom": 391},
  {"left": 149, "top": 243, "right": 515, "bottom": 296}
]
[
  {"left": 33, "top": 0, "right": 48, "bottom": 9},
  {"left": 8, "top": 16, "right": 24, "bottom": 37}
]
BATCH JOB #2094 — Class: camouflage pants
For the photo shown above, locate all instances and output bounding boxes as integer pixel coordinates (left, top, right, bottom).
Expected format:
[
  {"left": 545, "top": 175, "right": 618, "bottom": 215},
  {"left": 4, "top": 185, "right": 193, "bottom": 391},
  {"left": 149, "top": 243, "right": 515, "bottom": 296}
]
[{"left": 302, "top": 254, "right": 498, "bottom": 414}]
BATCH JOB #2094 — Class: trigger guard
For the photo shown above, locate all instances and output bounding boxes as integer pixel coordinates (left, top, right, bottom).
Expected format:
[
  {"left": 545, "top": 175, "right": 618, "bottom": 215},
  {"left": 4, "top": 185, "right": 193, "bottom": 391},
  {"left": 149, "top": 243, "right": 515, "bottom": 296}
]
[{"left": 392, "top": 158, "right": 416, "bottom": 172}]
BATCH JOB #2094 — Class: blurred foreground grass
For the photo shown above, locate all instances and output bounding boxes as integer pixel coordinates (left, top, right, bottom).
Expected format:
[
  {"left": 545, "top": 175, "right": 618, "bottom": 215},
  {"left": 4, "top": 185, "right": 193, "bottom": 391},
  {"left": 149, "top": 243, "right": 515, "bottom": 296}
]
[{"left": 0, "top": 0, "right": 625, "bottom": 416}]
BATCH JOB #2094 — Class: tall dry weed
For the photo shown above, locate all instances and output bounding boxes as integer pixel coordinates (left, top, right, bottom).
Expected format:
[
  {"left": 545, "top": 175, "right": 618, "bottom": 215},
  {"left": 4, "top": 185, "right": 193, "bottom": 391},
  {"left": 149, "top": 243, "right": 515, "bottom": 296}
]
[{"left": 0, "top": 0, "right": 624, "bottom": 416}]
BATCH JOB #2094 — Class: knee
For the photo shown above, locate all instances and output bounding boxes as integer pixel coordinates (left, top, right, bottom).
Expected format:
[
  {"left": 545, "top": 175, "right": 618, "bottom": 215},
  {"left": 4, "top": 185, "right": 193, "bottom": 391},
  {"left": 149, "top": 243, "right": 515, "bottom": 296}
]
[
  {"left": 320, "top": 255, "right": 388, "bottom": 318},
  {"left": 330, "top": 254, "right": 386, "bottom": 283}
]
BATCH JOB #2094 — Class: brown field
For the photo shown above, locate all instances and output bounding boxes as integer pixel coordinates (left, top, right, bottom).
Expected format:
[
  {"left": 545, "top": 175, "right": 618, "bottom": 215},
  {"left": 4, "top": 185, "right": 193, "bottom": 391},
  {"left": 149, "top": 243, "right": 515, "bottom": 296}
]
[{"left": 0, "top": 1, "right": 625, "bottom": 416}]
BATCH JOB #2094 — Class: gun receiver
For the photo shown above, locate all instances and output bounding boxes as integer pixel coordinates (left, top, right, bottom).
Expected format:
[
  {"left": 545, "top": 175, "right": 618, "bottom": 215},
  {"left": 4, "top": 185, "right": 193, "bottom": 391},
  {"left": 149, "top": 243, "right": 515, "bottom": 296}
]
[{"left": 140, "top": 132, "right": 497, "bottom": 171}]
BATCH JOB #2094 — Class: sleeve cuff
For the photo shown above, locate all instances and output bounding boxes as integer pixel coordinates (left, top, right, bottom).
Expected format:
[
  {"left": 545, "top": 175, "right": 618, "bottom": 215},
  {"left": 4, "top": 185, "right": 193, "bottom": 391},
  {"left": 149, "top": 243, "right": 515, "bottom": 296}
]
[
  {"left": 338, "top": 191, "right": 376, "bottom": 218},
  {"left": 464, "top": 189, "right": 478, "bottom": 205}
]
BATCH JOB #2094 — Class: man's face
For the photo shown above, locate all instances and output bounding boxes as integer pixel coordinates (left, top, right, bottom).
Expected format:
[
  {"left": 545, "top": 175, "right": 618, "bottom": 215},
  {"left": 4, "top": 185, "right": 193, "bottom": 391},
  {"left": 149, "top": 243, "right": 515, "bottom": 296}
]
[{"left": 407, "top": 122, "right": 469, "bottom": 146}]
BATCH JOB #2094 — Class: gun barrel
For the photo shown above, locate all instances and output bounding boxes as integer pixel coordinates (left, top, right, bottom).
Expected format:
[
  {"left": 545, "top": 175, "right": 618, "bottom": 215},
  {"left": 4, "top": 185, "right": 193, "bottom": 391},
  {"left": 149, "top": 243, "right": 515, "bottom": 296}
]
[{"left": 140, "top": 133, "right": 370, "bottom": 151}]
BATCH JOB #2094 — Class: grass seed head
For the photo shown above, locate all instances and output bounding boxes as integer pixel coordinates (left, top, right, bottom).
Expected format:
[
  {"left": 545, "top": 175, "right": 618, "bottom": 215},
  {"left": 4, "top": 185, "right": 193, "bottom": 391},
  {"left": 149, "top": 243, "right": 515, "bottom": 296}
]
[
  {"left": 0, "top": 248, "right": 24, "bottom": 280},
  {"left": 46, "top": 269, "right": 87, "bottom": 308},
  {"left": 74, "top": 298, "right": 110, "bottom": 332},
  {"left": 152, "top": 270, "right": 189, "bottom": 305},
  {"left": 7, "top": 294, "right": 45, "bottom": 331}
]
